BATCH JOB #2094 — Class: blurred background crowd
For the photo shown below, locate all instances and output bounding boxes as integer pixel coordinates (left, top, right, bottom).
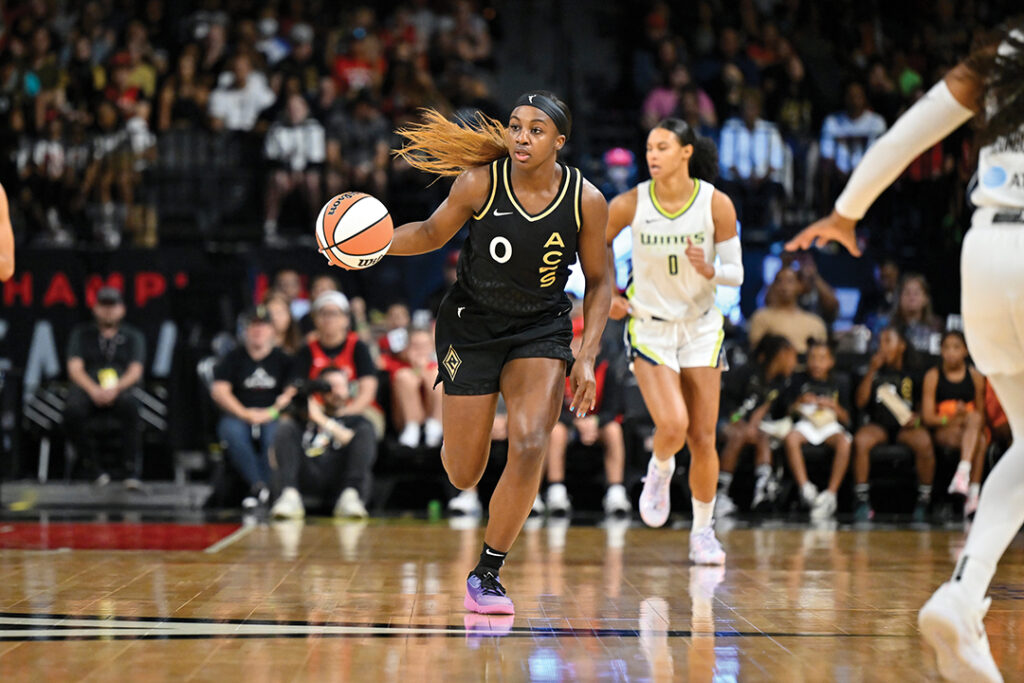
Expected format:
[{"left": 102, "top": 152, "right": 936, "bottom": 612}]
[{"left": 0, "top": 0, "right": 1017, "bottom": 522}]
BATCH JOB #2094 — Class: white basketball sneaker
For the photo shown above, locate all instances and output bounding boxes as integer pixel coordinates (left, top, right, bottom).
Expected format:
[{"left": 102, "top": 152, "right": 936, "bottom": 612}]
[
  {"left": 334, "top": 487, "right": 368, "bottom": 519},
  {"left": 639, "top": 458, "right": 673, "bottom": 528},
  {"left": 919, "top": 581, "right": 1002, "bottom": 683},
  {"left": 271, "top": 487, "right": 305, "bottom": 520},
  {"left": 810, "top": 490, "right": 837, "bottom": 521},
  {"left": 715, "top": 491, "right": 737, "bottom": 518},
  {"left": 447, "top": 489, "right": 482, "bottom": 517},
  {"left": 602, "top": 484, "right": 632, "bottom": 517},
  {"left": 546, "top": 483, "right": 572, "bottom": 516},
  {"left": 688, "top": 525, "right": 726, "bottom": 565}
]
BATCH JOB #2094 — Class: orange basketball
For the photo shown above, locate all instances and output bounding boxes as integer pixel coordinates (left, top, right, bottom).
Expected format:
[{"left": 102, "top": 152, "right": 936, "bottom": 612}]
[{"left": 314, "top": 192, "right": 393, "bottom": 270}]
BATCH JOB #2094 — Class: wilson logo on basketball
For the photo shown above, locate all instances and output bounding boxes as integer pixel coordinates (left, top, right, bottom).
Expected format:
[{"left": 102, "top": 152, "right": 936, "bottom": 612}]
[{"left": 314, "top": 192, "right": 394, "bottom": 270}]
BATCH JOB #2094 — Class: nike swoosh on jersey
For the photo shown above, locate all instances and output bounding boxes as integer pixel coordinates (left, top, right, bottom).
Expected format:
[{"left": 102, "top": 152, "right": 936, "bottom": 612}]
[
  {"left": 457, "top": 307, "right": 465, "bottom": 318},
  {"left": 493, "top": 210, "right": 513, "bottom": 217}
]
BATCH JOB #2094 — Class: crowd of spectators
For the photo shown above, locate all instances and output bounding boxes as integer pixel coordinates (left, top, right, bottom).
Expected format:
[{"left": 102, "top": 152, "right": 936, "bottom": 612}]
[
  {"left": 0, "top": 0, "right": 498, "bottom": 247},
  {"left": 625, "top": 0, "right": 988, "bottom": 258},
  {"left": 6, "top": 0, "right": 1018, "bottom": 520}
]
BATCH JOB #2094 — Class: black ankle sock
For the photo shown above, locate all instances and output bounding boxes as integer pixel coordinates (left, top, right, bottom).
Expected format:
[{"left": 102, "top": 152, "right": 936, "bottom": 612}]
[{"left": 472, "top": 543, "right": 507, "bottom": 578}]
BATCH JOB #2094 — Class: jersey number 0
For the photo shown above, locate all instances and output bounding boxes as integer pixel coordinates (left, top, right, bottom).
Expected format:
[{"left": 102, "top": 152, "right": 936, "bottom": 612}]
[{"left": 490, "top": 236, "right": 512, "bottom": 264}]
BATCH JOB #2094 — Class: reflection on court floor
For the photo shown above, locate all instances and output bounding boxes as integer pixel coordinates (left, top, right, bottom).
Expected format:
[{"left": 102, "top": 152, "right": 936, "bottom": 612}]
[{"left": 0, "top": 516, "right": 1021, "bottom": 681}]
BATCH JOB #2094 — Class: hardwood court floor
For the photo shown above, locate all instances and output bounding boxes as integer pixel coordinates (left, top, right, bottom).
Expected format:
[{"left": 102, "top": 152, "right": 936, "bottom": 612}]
[{"left": 0, "top": 515, "right": 1022, "bottom": 681}]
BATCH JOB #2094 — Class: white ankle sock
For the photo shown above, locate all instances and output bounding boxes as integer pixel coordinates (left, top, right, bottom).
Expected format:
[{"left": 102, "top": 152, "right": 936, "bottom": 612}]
[
  {"left": 692, "top": 497, "right": 715, "bottom": 530},
  {"left": 956, "top": 460, "right": 971, "bottom": 476},
  {"left": 651, "top": 454, "right": 675, "bottom": 474}
]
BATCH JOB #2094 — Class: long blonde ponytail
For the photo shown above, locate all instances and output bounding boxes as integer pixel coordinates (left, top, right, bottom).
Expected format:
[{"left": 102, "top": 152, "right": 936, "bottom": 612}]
[{"left": 393, "top": 109, "right": 509, "bottom": 177}]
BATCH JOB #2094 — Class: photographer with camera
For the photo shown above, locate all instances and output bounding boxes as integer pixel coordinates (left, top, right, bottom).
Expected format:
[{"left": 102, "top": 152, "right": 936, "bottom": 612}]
[
  {"left": 210, "top": 305, "right": 295, "bottom": 509},
  {"left": 269, "top": 367, "right": 378, "bottom": 519},
  {"left": 289, "top": 290, "right": 384, "bottom": 437}
]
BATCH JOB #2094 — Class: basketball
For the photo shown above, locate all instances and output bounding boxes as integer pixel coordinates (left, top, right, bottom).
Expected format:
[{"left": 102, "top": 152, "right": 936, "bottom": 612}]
[{"left": 314, "top": 192, "right": 393, "bottom": 270}]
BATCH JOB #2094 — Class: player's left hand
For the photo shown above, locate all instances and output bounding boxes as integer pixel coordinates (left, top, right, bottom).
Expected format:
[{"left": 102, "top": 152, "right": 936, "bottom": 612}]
[
  {"left": 568, "top": 358, "right": 597, "bottom": 418},
  {"left": 685, "top": 237, "right": 714, "bottom": 279},
  {"left": 785, "top": 210, "right": 861, "bottom": 256}
]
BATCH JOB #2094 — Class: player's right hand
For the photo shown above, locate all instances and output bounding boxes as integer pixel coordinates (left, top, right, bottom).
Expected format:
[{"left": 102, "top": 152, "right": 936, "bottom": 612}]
[
  {"left": 609, "top": 295, "right": 630, "bottom": 320},
  {"left": 785, "top": 210, "right": 861, "bottom": 257}
]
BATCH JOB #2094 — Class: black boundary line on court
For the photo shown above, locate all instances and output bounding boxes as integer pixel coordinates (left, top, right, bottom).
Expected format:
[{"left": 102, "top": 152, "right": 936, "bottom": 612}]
[{"left": 0, "top": 612, "right": 913, "bottom": 642}]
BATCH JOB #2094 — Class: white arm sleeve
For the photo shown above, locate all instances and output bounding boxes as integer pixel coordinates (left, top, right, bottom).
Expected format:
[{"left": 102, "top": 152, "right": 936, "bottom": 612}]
[
  {"left": 834, "top": 80, "right": 974, "bottom": 220},
  {"left": 712, "top": 235, "right": 743, "bottom": 287}
]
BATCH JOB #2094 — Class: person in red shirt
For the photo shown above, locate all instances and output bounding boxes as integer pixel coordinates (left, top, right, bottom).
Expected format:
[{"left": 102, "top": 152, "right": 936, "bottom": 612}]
[
  {"left": 381, "top": 327, "right": 443, "bottom": 448},
  {"left": 290, "top": 291, "right": 382, "bottom": 437}
]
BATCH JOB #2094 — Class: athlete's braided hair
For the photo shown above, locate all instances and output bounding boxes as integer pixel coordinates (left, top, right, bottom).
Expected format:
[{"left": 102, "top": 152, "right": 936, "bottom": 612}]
[
  {"left": 393, "top": 109, "right": 508, "bottom": 177},
  {"left": 966, "top": 18, "right": 1024, "bottom": 145}
]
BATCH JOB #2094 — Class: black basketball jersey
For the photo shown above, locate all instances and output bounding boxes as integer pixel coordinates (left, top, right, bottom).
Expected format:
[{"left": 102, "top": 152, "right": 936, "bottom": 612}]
[
  {"left": 936, "top": 366, "right": 975, "bottom": 404},
  {"left": 456, "top": 157, "right": 583, "bottom": 317}
]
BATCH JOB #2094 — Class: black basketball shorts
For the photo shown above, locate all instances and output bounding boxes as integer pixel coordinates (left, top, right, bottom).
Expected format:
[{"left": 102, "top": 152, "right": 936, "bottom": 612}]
[{"left": 433, "top": 284, "right": 574, "bottom": 395}]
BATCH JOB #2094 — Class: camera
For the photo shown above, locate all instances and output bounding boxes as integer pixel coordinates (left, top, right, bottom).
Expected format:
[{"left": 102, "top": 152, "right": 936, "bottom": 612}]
[
  {"left": 293, "top": 377, "right": 332, "bottom": 398},
  {"left": 280, "top": 378, "right": 333, "bottom": 421}
]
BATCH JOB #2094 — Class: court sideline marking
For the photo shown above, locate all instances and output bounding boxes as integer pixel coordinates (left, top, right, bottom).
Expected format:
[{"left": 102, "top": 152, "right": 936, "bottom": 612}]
[
  {"left": 203, "top": 524, "right": 254, "bottom": 554},
  {"left": 0, "top": 612, "right": 915, "bottom": 642}
]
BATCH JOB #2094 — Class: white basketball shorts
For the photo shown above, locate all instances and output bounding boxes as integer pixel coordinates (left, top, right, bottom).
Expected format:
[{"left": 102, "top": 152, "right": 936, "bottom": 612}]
[
  {"left": 627, "top": 307, "right": 725, "bottom": 373},
  {"left": 961, "top": 208, "right": 1024, "bottom": 376}
]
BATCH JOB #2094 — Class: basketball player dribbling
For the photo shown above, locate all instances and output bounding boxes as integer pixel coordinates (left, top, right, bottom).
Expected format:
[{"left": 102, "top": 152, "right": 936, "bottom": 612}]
[
  {"left": 606, "top": 119, "right": 743, "bottom": 564},
  {"left": 385, "top": 92, "right": 611, "bottom": 614},
  {"left": 788, "top": 24, "right": 1024, "bottom": 683}
]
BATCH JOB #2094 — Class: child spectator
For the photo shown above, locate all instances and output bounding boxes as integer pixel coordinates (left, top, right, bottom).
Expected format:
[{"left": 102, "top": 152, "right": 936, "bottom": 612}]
[
  {"left": 921, "top": 330, "right": 986, "bottom": 517},
  {"left": 384, "top": 327, "right": 443, "bottom": 449},
  {"left": 717, "top": 335, "right": 798, "bottom": 515},
  {"left": 851, "top": 326, "right": 934, "bottom": 522},
  {"left": 782, "top": 339, "right": 852, "bottom": 520}
]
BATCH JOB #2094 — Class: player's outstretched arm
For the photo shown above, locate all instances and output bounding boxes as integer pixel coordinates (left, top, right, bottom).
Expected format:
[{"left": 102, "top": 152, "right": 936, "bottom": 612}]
[
  {"left": 786, "top": 62, "right": 983, "bottom": 256},
  {"left": 0, "top": 183, "right": 13, "bottom": 281},
  {"left": 389, "top": 165, "right": 490, "bottom": 256},
  {"left": 605, "top": 188, "right": 637, "bottom": 321},
  {"left": 568, "top": 181, "right": 611, "bottom": 417}
]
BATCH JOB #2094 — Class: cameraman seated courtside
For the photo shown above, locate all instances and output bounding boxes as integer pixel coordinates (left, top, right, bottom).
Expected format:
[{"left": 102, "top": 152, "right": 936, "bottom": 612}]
[
  {"left": 289, "top": 290, "right": 383, "bottom": 437},
  {"left": 209, "top": 306, "right": 295, "bottom": 509},
  {"left": 65, "top": 286, "right": 146, "bottom": 487},
  {"left": 269, "top": 367, "right": 378, "bottom": 519}
]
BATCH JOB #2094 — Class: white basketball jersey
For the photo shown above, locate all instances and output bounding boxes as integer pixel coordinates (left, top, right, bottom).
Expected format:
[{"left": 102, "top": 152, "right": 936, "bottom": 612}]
[
  {"left": 972, "top": 130, "right": 1024, "bottom": 209},
  {"left": 627, "top": 178, "right": 716, "bottom": 321},
  {"left": 971, "top": 30, "right": 1024, "bottom": 210}
]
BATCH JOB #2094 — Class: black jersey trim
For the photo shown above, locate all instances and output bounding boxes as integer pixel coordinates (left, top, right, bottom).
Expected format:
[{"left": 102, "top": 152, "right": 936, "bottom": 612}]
[
  {"left": 472, "top": 160, "right": 500, "bottom": 220},
  {"left": 502, "top": 158, "right": 572, "bottom": 222},
  {"left": 573, "top": 167, "right": 583, "bottom": 231}
]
